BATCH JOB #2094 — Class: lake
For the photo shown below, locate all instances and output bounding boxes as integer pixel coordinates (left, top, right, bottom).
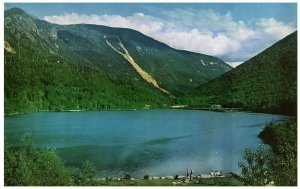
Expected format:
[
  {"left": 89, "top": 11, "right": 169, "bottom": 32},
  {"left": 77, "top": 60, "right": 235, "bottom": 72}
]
[{"left": 4, "top": 110, "right": 288, "bottom": 178}]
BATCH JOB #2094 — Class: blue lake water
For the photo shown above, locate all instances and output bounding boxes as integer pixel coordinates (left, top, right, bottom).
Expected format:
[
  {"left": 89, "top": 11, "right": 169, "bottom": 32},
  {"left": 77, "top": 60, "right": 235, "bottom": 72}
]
[{"left": 4, "top": 110, "right": 288, "bottom": 177}]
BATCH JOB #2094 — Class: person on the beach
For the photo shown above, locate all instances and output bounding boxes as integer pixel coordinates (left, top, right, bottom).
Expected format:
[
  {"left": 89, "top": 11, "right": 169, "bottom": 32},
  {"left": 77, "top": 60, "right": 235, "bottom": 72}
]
[
  {"left": 189, "top": 169, "right": 193, "bottom": 181},
  {"left": 186, "top": 169, "right": 189, "bottom": 178}
]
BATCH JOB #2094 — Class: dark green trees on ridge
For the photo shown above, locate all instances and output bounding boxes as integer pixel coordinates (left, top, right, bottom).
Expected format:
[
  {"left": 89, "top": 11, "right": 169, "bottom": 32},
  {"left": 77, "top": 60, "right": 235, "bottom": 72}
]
[{"left": 184, "top": 31, "right": 297, "bottom": 116}]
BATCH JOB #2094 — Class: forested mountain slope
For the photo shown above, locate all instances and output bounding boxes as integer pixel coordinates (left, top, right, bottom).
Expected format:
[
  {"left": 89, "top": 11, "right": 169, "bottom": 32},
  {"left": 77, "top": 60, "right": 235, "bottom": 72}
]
[
  {"left": 56, "top": 24, "right": 232, "bottom": 94},
  {"left": 185, "top": 31, "right": 297, "bottom": 115}
]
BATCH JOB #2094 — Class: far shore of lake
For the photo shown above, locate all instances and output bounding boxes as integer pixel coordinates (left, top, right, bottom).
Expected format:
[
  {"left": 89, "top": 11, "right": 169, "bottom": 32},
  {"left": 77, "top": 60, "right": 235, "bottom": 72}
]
[{"left": 4, "top": 105, "right": 245, "bottom": 116}]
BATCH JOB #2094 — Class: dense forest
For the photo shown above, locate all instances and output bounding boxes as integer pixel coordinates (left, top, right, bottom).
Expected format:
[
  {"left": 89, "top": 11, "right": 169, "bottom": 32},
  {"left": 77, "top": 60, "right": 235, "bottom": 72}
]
[
  {"left": 182, "top": 31, "right": 297, "bottom": 116},
  {"left": 4, "top": 47, "right": 172, "bottom": 114}
]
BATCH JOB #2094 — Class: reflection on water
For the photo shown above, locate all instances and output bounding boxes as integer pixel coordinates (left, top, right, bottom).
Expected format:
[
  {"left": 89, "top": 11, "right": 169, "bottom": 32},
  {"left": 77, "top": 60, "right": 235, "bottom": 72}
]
[{"left": 5, "top": 110, "right": 288, "bottom": 177}]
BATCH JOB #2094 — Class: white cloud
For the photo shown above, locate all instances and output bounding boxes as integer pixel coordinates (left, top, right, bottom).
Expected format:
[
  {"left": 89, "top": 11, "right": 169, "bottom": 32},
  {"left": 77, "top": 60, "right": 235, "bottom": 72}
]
[
  {"left": 153, "top": 29, "right": 240, "bottom": 57},
  {"left": 44, "top": 9, "right": 296, "bottom": 63},
  {"left": 44, "top": 12, "right": 164, "bottom": 35},
  {"left": 255, "top": 18, "right": 296, "bottom": 39}
]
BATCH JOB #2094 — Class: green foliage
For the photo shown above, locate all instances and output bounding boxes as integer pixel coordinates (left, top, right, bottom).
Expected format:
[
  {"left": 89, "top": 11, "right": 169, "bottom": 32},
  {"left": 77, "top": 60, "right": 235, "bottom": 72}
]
[
  {"left": 81, "top": 160, "right": 97, "bottom": 180},
  {"left": 4, "top": 135, "right": 72, "bottom": 186},
  {"left": 259, "top": 120, "right": 297, "bottom": 185},
  {"left": 187, "top": 31, "right": 297, "bottom": 116},
  {"left": 259, "top": 120, "right": 297, "bottom": 154},
  {"left": 238, "top": 145, "right": 273, "bottom": 186},
  {"left": 239, "top": 120, "right": 297, "bottom": 186},
  {"left": 72, "top": 160, "right": 97, "bottom": 186}
]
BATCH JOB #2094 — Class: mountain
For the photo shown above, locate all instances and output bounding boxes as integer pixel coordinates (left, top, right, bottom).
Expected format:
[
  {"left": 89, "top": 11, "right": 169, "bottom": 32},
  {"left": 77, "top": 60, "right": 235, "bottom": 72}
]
[
  {"left": 56, "top": 24, "right": 232, "bottom": 94},
  {"left": 4, "top": 8, "right": 172, "bottom": 113},
  {"left": 4, "top": 8, "right": 232, "bottom": 96},
  {"left": 184, "top": 31, "right": 297, "bottom": 115}
]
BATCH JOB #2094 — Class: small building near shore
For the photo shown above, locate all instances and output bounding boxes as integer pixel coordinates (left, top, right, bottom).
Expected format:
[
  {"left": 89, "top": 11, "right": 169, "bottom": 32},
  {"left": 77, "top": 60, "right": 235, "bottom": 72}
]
[
  {"left": 211, "top": 104, "right": 222, "bottom": 109},
  {"left": 171, "top": 105, "right": 188, "bottom": 109}
]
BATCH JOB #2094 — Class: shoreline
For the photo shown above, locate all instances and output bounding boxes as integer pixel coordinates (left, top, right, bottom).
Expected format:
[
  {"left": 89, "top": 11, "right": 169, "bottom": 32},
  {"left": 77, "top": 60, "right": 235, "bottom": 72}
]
[
  {"left": 94, "top": 174, "right": 228, "bottom": 180},
  {"left": 5, "top": 107, "right": 291, "bottom": 117},
  {"left": 85, "top": 173, "right": 243, "bottom": 186},
  {"left": 4, "top": 105, "right": 244, "bottom": 116}
]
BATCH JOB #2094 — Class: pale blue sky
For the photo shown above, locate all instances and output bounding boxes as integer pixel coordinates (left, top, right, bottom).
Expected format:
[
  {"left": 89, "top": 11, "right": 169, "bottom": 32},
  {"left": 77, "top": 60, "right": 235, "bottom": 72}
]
[
  {"left": 5, "top": 3, "right": 297, "bottom": 25},
  {"left": 5, "top": 3, "right": 297, "bottom": 64}
]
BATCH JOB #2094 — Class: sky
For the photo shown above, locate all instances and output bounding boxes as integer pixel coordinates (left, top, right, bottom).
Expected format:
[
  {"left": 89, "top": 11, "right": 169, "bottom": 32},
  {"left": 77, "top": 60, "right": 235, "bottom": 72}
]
[{"left": 5, "top": 3, "right": 297, "bottom": 67}]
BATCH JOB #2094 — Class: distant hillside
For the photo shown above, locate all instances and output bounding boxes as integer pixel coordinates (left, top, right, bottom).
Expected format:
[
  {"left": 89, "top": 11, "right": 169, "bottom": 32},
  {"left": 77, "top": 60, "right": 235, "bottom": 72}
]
[{"left": 184, "top": 31, "right": 297, "bottom": 115}]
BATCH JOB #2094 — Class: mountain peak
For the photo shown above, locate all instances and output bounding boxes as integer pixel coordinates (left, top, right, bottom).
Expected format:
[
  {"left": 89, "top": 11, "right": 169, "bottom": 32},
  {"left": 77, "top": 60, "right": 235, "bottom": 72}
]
[
  {"left": 6, "top": 7, "right": 25, "bottom": 13},
  {"left": 5, "top": 7, "right": 58, "bottom": 53},
  {"left": 5, "top": 7, "right": 32, "bottom": 17}
]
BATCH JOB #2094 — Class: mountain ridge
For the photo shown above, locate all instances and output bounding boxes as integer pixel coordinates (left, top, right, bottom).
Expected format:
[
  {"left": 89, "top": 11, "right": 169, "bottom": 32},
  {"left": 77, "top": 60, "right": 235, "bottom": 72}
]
[
  {"left": 5, "top": 7, "right": 232, "bottom": 95},
  {"left": 55, "top": 23, "right": 232, "bottom": 94}
]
